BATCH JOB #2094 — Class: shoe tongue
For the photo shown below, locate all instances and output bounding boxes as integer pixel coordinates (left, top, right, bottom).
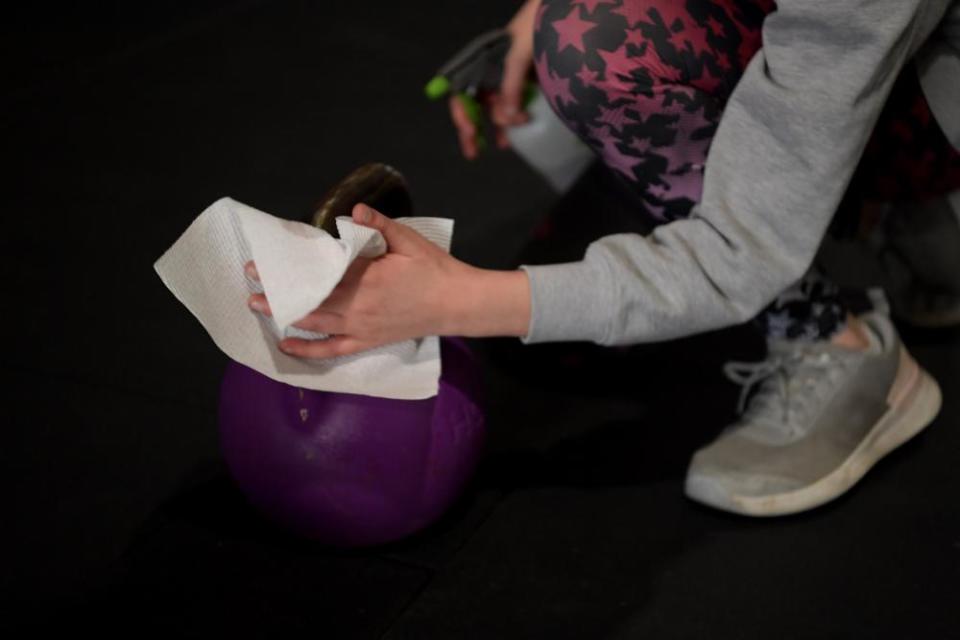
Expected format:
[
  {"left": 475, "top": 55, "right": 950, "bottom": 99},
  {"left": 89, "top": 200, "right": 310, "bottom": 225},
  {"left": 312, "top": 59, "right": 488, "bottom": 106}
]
[
  {"left": 764, "top": 338, "right": 821, "bottom": 360},
  {"left": 765, "top": 324, "right": 883, "bottom": 359}
]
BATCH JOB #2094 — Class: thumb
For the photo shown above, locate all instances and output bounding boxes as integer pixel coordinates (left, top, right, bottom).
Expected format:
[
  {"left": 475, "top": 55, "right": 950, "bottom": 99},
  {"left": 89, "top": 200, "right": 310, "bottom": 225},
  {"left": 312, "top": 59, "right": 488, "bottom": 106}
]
[{"left": 352, "top": 203, "right": 422, "bottom": 254}]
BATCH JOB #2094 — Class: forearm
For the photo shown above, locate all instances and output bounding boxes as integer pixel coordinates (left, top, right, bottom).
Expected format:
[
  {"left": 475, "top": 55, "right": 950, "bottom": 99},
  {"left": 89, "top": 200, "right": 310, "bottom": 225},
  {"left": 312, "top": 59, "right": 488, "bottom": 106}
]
[
  {"left": 503, "top": 0, "right": 540, "bottom": 69},
  {"left": 509, "top": 0, "right": 541, "bottom": 33},
  {"left": 442, "top": 266, "right": 531, "bottom": 338}
]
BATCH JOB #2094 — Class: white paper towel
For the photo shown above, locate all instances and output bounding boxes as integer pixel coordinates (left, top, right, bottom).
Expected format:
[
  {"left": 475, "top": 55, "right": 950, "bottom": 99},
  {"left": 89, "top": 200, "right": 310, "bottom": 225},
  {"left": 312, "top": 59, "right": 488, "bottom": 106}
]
[{"left": 154, "top": 197, "right": 454, "bottom": 400}]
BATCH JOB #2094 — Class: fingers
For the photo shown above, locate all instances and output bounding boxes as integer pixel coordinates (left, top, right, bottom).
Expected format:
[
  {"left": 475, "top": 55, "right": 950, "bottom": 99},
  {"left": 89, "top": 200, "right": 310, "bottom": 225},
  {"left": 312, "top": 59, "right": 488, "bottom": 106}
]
[
  {"left": 246, "top": 263, "right": 364, "bottom": 358},
  {"left": 248, "top": 292, "right": 271, "bottom": 315},
  {"left": 448, "top": 96, "right": 478, "bottom": 160},
  {"left": 291, "top": 310, "right": 346, "bottom": 335},
  {"left": 244, "top": 260, "right": 360, "bottom": 313},
  {"left": 248, "top": 293, "right": 348, "bottom": 331},
  {"left": 494, "top": 126, "right": 511, "bottom": 150},
  {"left": 279, "top": 335, "right": 371, "bottom": 359},
  {"left": 351, "top": 203, "right": 425, "bottom": 255},
  {"left": 248, "top": 295, "right": 353, "bottom": 357}
]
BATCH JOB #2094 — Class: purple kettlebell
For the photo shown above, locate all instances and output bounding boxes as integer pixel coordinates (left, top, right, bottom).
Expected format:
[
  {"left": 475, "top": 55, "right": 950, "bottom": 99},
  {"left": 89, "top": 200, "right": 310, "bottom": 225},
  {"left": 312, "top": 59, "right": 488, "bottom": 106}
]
[{"left": 218, "top": 337, "right": 486, "bottom": 548}]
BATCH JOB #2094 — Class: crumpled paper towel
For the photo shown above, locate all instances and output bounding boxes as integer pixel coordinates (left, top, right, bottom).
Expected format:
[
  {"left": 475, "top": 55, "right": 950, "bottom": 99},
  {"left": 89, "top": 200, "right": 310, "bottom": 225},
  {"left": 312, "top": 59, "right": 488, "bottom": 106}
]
[{"left": 154, "top": 197, "right": 453, "bottom": 399}]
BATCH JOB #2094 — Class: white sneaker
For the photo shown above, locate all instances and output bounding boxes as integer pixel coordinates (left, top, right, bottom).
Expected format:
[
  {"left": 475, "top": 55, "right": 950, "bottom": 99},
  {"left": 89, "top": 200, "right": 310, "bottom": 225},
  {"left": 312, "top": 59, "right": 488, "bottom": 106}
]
[{"left": 685, "top": 311, "right": 941, "bottom": 516}]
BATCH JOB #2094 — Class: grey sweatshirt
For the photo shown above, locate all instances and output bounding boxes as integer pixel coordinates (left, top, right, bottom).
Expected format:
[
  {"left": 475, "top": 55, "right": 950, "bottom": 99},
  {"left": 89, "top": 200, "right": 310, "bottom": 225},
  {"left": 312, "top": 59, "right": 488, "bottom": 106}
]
[{"left": 520, "top": 0, "right": 959, "bottom": 345}]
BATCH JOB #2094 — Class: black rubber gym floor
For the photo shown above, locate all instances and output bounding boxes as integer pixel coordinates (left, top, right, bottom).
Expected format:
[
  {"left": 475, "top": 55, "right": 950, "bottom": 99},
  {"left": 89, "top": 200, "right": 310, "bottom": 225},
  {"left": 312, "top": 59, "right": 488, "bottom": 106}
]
[{"left": 6, "top": 2, "right": 959, "bottom": 637}]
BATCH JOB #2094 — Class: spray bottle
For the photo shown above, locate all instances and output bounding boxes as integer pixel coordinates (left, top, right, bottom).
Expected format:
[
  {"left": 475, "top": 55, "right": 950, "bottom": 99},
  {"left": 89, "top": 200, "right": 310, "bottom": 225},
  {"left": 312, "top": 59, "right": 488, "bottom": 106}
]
[{"left": 425, "top": 29, "right": 594, "bottom": 193}]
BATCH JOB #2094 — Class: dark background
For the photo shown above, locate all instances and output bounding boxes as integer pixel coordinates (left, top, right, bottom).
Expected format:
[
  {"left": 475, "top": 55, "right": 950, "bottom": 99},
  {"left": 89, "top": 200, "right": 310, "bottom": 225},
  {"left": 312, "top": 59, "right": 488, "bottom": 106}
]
[{"left": 5, "top": 1, "right": 959, "bottom": 637}]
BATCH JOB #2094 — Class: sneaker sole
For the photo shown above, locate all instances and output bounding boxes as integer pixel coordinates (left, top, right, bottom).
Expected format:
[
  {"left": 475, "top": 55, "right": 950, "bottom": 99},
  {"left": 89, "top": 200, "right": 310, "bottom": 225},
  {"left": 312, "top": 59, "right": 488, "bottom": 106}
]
[{"left": 685, "top": 356, "right": 942, "bottom": 517}]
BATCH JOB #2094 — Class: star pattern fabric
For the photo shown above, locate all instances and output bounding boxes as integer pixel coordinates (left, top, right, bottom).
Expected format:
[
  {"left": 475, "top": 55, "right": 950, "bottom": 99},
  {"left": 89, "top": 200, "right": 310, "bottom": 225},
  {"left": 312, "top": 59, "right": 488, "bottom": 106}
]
[
  {"left": 596, "top": 44, "right": 635, "bottom": 82},
  {"left": 590, "top": 124, "right": 643, "bottom": 179},
  {"left": 572, "top": 0, "right": 615, "bottom": 12},
  {"left": 623, "top": 27, "right": 646, "bottom": 48},
  {"left": 609, "top": 1, "right": 648, "bottom": 28},
  {"left": 758, "top": 274, "right": 846, "bottom": 341},
  {"left": 534, "top": 0, "right": 765, "bottom": 221},
  {"left": 575, "top": 62, "right": 600, "bottom": 86},
  {"left": 537, "top": 51, "right": 577, "bottom": 112},
  {"left": 648, "top": 3, "right": 692, "bottom": 32},
  {"left": 596, "top": 103, "right": 634, "bottom": 132},
  {"left": 554, "top": 5, "right": 597, "bottom": 53}
]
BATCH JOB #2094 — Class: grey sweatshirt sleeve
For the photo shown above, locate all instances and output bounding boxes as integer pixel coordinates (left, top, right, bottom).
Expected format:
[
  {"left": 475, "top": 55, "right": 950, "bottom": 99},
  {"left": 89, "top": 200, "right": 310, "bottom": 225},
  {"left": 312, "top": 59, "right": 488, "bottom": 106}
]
[{"left": 519, "top": 0, "right": 947, "bottom": 345}]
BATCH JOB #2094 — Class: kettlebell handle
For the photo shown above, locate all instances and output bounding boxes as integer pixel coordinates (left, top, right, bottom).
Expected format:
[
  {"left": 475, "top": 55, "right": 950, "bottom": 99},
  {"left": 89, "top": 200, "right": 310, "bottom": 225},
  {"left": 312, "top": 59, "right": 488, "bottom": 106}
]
[{"left": 310, "top": 162, "right": 414, "bottom": 236}]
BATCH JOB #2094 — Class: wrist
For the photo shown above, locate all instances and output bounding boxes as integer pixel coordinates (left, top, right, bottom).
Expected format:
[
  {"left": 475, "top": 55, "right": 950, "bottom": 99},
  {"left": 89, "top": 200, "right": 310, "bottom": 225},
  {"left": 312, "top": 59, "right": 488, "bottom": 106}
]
[{"left": 440, "top": 265, "right": 531, "bottom": 338}]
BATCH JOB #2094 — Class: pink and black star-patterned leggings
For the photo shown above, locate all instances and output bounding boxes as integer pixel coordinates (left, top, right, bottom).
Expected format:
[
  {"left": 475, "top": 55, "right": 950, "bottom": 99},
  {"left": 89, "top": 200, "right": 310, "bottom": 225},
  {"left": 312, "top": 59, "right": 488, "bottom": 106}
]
[{"left": 533, "top": 0, "right": 960, "bottom": 340}]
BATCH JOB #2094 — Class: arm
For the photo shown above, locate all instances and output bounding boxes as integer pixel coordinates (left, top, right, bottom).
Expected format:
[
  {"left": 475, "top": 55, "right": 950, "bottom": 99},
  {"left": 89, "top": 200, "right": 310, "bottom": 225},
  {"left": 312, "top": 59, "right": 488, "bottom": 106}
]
[
  {"left": 521, "top": 0, "right": 945, "bottom": 345},
  {"left": 250, "top": 1, "right": 949, "bottom": 358},
  {"left": 247, "top": 204, "right": 532, "bottom": 360},
  {"left": 449, "top": 0, "right": 540, "bottom": 158}
]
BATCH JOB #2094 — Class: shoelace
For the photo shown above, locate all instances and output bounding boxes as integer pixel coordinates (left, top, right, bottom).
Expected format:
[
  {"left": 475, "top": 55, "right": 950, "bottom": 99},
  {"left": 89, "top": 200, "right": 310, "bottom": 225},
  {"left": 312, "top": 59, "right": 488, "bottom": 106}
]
[{"left": 723, "top": 350, "right": 839, "bottom": 427}]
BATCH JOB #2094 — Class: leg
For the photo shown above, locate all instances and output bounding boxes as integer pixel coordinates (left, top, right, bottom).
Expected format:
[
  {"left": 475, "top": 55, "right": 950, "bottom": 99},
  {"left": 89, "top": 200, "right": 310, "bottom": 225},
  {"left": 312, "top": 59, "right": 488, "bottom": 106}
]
[
  {"left": 881, "top": 190, "right": 960, "bottom": 327},
  {"left": 687, "top": 66, "right": 954, "bottom": 515},
  {"left": 854, "top": 66, "right": 960, "bottom": 326},
  {"left": 517, "top": 0, "right": 770, "bottom": 267},
  {"left": 533, "top": 0, "right": 943, "bottom": 516},
  {"left": 533, "top": 0, "right": 772, "bottom": 222},
  {"left": 755, "top": 269, "right": 848, "bottom": 342}
]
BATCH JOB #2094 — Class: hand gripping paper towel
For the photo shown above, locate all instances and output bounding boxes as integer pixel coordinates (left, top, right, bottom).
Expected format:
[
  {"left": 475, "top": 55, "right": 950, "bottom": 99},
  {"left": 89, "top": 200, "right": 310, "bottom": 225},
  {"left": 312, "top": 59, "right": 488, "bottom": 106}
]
[{"left": 153, "top": 197, "right": 454, "bottom": 400}]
